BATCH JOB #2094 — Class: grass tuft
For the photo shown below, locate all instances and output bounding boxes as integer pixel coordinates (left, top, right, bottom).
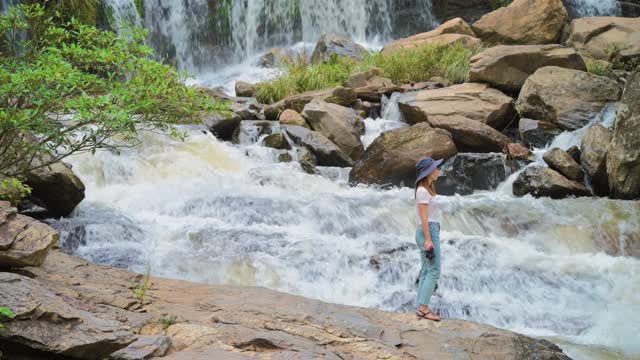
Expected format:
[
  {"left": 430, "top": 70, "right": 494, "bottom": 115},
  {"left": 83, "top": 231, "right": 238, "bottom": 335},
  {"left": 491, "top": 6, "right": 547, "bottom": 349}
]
[{"left": 256, "top": 43, "right": 483, "bottom": 104}]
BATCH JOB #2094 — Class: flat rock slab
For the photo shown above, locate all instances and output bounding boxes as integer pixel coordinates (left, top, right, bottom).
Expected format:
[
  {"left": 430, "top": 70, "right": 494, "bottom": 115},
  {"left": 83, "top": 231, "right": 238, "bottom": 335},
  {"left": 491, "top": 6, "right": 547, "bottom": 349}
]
[
  {"left": 110, "top": 335, "right": 171, "bottom": 359},
  {"left": 0, "top": 206, "right": 59, "bottom": 268}
]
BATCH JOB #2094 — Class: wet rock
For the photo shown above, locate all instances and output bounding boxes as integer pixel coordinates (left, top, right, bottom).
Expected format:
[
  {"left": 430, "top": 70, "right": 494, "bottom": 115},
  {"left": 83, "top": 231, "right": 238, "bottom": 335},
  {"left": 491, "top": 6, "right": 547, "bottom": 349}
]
[
  {"left": 516, "top": 67, "right": 621, "bottom": 130},
  {"left": 607, "top": 71, "right": 640, "bottom": 199},
  {"left": 278, "top": 109, "right": 308, "bottom": 128},
  {"left": 110, "top": 335, "right": 171, "bottom": 360},
  {"left": 472, "top": 0, "right": 568, "bottom": 45},
  {"left": 0, "top": 272, "right": 134, "bottom": 358},
  {"left": 232, "top": 121, "right": 280, "bottom": 145},
  {"left": 436, "top": 153, "right": 516, "bottom": 195},
  {"left": 581, "top": 124, "right": 613, "bottom": 196},
  {"left": 25, "top": 156, "right": 85, "bottom": 217},
  {"left": 427, "top": 115, "right": 512, "bottom": 152},
  {"left": 469, "top": 45, "right": 586, "bottom": 92},
  {"left": 284, "top": 125, "right": 353, "bottom": 167},
  {"left": 235, "top": 81, "right": 257, "bottom": 97},
  {"left": 310, "top": 34, "right": 367, "bottom": 64},
  {"left": 506, "top": 143, "right": 533, "bottom": 161},
  {"left": 258, "top": 47, "right": 290, "bottom": 67},
  {"left": 264, "top": 87, "right": 357, "bottom": 120},
  {"left": 382, "top": 18, "right": 477, "bottom": 54},
  {"left": 302, "top": 100, "right": 365, "bottom": 160},
  {"left": 562, "top": 17, "right": 640, "bottom": 61},
  {"left": 263, "top": 133, "right": 291, "bottom": 150},
  {"left": 518, "top": 118, "right": 562, "bottom": 149},
  {"left": 513, "top": 166, "right": 591, "bottom": 198},
  {"left": 397, "top": 82, "right": 514, "bottom": 130},
  {"left": 543, "top": 148, "right": 585, "bottom": 182},
  {"left": 203, "top": 100, "right": 264, "bottom": 141},
  {"left": 355, "top": 100, "right": 382, "bottom": 118},
  {"left": 566, "top": 145, "right": 581, "bottom": 163},
  {"left": 349, "top": 124, "right": 457, "bottom": 187},
  {"left": 0, "top": 205, "right": 59, "bottom": 268}
]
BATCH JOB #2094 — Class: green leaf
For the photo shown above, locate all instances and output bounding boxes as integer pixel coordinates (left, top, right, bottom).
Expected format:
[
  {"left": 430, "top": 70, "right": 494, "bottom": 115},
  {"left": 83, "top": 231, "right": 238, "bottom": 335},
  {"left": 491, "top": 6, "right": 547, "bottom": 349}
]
[{"left": 0, "top": 307, "right": 15, "bottom": 319}]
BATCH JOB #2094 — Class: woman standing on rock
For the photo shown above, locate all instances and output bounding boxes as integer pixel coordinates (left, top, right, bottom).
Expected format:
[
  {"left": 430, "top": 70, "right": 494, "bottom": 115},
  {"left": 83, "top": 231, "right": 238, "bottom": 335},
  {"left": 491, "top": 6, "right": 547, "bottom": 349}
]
[{"left": 414, "top": 157, "right": 443, "bottom": 322}]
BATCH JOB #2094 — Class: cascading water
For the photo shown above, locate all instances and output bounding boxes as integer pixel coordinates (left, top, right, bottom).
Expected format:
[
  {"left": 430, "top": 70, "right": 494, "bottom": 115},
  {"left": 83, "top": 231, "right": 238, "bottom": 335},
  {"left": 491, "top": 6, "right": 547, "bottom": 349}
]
[
  {"left": 567, "top": 0, "right": 621, "bottom": 17},
  {"left": 102, "top": 0, "right": 142, "bottom": 34},
  {"left": 52, "top": 95, "right": 640, "bottom": 360}
]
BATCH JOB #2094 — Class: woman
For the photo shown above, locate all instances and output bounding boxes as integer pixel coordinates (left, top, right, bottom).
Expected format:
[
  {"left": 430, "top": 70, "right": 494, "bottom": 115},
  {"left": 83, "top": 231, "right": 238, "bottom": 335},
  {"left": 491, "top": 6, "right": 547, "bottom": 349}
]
[{"left": 414, "top": 156, "right": 443, "bottom": 322}]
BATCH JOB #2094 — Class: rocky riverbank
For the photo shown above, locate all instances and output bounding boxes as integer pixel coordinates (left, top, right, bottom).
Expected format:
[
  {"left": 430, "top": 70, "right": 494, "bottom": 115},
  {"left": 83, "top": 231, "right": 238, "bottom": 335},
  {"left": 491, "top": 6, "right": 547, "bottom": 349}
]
[{"left": 0, "top": 202, "right": 571, "bottom": 359}]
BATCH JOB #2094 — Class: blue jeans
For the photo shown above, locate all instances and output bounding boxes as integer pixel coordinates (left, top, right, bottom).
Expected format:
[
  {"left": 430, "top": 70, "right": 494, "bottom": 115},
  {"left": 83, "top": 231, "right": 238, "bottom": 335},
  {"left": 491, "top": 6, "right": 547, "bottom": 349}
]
[{"left": 416, "top": 223, "right": 441, "bottom": 307}]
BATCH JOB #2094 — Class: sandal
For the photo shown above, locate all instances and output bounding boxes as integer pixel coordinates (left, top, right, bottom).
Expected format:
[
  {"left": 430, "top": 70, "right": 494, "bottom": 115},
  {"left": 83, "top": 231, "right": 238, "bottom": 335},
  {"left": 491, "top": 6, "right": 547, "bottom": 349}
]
[{"left": 416, "top": 309, "right": 441, "bottom": 322}]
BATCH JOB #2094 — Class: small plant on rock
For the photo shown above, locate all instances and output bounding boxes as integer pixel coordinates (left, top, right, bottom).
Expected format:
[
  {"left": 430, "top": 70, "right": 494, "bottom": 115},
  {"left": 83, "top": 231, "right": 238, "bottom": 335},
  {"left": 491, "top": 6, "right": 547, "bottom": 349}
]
[
  {"left": 132, "top": 260, "right": 152, "bottom": 302},
  {"left": 0, "top": 306, "right": 15, "bottom": 329},
  {"left": 161, "top": 315, "right": 177, "bottom": 330}
]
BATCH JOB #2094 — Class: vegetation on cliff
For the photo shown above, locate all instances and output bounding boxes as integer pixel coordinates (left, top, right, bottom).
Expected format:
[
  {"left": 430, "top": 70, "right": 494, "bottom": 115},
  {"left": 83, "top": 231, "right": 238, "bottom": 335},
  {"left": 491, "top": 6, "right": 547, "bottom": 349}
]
[
  {"left": 256, "top": 43, "right": 482, "bottom": 104},
  {"left": 0, "top": 4, "right": 226, "bottom": 202}
]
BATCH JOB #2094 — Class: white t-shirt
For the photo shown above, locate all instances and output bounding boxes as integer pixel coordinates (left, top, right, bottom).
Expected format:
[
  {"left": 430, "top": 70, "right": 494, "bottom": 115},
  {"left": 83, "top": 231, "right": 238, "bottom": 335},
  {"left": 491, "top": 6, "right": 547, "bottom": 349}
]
[{"left": 415, "top": 186, "right": 441, "bottom": 225}]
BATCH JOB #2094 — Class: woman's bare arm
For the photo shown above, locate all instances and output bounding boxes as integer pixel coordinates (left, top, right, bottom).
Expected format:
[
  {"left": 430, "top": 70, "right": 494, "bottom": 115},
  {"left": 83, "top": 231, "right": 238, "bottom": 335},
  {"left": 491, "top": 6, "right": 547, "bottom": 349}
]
[{"left": 418, "top": 204, "right": 433, "bottom": 250}]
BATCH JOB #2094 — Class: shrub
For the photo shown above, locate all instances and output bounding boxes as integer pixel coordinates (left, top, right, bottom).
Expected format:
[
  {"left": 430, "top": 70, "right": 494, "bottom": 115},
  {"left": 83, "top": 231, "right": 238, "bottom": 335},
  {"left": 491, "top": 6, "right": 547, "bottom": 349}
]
[
  {"left": 0, "top": 4, "right": 226, "bottom": 179},
  {"left": 0, "top": 178, "right": 32, "bottom": 205}
]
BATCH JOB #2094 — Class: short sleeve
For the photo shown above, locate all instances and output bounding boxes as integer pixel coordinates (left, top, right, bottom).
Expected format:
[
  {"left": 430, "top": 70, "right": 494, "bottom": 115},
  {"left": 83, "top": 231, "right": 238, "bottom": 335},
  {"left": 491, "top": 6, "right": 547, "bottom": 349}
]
[{"left": 416, "top": 187, "right": 431, "bottom": 204}]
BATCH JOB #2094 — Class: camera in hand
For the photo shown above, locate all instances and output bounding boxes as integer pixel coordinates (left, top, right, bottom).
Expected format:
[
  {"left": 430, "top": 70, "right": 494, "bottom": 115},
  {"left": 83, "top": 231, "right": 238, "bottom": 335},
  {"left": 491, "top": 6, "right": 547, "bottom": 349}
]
[{"left": 426, "top": 247, "right": 434, "bottom": 260}]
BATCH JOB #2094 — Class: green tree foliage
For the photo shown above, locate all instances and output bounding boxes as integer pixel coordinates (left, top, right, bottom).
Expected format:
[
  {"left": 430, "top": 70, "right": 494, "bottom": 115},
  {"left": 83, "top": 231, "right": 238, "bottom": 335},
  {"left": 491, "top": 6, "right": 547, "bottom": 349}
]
[{"left": 0, "top": 4, "right": 226, "bottom": 179}]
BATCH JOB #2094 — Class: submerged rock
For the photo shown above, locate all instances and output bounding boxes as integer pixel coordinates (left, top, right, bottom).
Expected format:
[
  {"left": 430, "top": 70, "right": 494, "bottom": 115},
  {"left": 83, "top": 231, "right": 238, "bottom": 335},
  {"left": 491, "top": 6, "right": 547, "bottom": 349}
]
[
  {"left": 472, "top": 0, "right": 568, "bottom": 45},
  {"left": 581, "top": 124, "right": 613, "bottom": 196},
  {"left": 518, "top": 118, "right": 562, "bottom": 149},
  {"left": 516, "top": 67, "right": 621, "bottom": 130},
  {"left": 469, "top": 45, "right": 586, "bottom": 92},
  {"left": 302, "top": 99, "right": 364, "bottom": 160},
  {"left": 310, "top": 33, "right": 367, "bottom": 64},
  {"left": 349, "top": 124, "right": 457, "bottom": 187},
  {"left": 437, "top": 153, "right": 516, "bottom": 195},
  {"left": 513, "top": 166, "right": 591, "bottom": 198},
  {"left": 607, "top": 71, "right": 640, "bottom": 199},
  {"left": 232, "top": 121, "right": 280, "bottom": 145}
]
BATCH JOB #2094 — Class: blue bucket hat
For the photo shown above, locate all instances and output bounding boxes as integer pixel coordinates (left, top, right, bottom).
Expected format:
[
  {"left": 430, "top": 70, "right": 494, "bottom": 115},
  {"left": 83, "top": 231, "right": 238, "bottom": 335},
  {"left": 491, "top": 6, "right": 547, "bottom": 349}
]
[{"left": 415, "top": 157, "right": 443, "bottom": 186}]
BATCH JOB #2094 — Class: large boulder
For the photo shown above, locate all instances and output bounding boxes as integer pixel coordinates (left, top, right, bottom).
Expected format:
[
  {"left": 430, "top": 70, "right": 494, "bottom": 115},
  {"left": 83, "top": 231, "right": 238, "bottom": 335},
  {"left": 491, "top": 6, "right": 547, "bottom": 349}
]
[
  {"left": 581, "top": 124, "right": 613, "bottom": 196},
  {"left": 469, "top": 45, "right": 587, "bottom": 92},
  {"left": 25, "top": 158, "right": 85, "bottom": 218},
  {"left": 278, "top": 109, "right": 308, "bottom": 128},
  {"left": 472, "top": 0, "right": 568, "bottom": 45},
  {"left": 301, "top": 100, "right": 365, "bottom": 160},
  {"left": 518, "top": 118, "right": 562, "bottom": 149},
  {"left": 397, "top": 83, "right": 514, "bottom": 129},
  {"left": 0, "top": 204, "right": 59, "bottom": 268},
  {"left": 382, "top": 34, "right": 482, "bottom": 55},
  {"left": 349, "top": 124, "right": 457, "bottom": 187},
  {"left": 562, "top": 17, "right": 640, "bottom": 61},
  {"left": 607, "top": 71, "right": 640, "bottom": 199},
  {"left": 513, "top": 166, "right": 591, "bottom": 198},
  {"left": 264, "top": 87, "right": 357, "bottom": 120},
  {"left": 427, "top": 115, "right": 512, "bottom": 152},
  {"left": 516, "top": 66, "right": 621, "bottom": 130},
  {"left": 284, "top": 125, "right": 353, "bottom": 167},
  {"left": 235, "top": 81, "right": 257, "bottom": 97},
  {"left": 382, "top": 18, "right": 477, "bottom": 54},
  {"left": 310, "top": 34, "right": 368, "bottom": 64},
  {"left": 0, "top": 272, "right": 134, "bottom": 358},
  {"left": 436, "top": 153, "right": 516, "bottom": 195},
  {"left": 543, "top": 148, "right": 585, "bottom": 182}
]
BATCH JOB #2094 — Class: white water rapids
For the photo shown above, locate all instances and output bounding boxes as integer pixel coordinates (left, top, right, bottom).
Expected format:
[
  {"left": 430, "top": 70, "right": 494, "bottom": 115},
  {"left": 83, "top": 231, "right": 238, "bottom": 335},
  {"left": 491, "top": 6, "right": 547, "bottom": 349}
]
[{"left": 52, "top": 95, "right": 640, "bottom": 360}]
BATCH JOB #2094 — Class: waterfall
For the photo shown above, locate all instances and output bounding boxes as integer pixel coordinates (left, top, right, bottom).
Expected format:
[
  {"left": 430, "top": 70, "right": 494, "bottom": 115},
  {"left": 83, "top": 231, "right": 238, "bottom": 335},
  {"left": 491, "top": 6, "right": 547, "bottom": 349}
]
[
  {"left": 566, "top": 0, "right": 621, "bottom": 17},
  {"left": 102, "top": 0, "right": 143, "bottom": 34}
]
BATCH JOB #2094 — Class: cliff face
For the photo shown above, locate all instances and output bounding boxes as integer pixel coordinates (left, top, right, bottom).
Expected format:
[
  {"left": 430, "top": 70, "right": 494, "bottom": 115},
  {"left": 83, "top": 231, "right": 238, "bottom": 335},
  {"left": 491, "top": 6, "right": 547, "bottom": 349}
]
[{"left": 0, "top": 249, "right": 571, "bottom": 359}]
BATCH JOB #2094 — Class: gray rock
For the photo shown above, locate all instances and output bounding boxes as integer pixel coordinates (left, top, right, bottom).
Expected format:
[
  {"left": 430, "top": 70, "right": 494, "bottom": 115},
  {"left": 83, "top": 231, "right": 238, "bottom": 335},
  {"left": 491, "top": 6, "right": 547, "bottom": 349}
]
[
  {"left": 543, "top": 148, "right": 585, "bottom": 182},
  {"left": 513, "top": 166, "right": 591, "bottom": 199},
  {"left": 607, "top": 71, "right": 640, "bottom": 199},
  {"left": 518, "top": 118, "right": 562, "bottom": 149},
  {"left": 203, "top": 100, "right": 264, "bottom": 141},
  {"left": 284, "top": 125, "right": 353, "bottom": 167},
  {"left": 581, "top": 124, "right": 613, "bottom": 196},
  {"left": 25, "top": 156, "right": 85, "bottom": 217},
  {"left": 427, "top": 115, "right": 512, "bottom": 152},
  {"left": 302, "top": 100, "right": 364, "bottom": 160},
  {"left": 0, "top": 272, "right": 134, "bottom": 358},
  {"left": 264, "top": 87, "right": 357, "bottom": 120},
  {"left": 0, "top": 206, "right": 59, "bottom": 268},
  {"left": 263, "top": 133, "right": 291, "bottom": 150},
  {"left": 232, "top": 121, "right": 281, "bottom": 145},
  {"left": 349, "top": 123, "right": 457, "bottom": 187},
  {"left": 516, "top": 66, "right": 621, "bottom": 130},
  {"left": 235, "top": 81, "right": 257, "bottom": 97},
  {"left": 436, "top": 153, "right": 516, "bottom": 195},
  {"left": 310, "top": 33, "right": 368, "bottom": 64},
  {"left": 110, "top": 335, "right": 172, "bottom": 360}
]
